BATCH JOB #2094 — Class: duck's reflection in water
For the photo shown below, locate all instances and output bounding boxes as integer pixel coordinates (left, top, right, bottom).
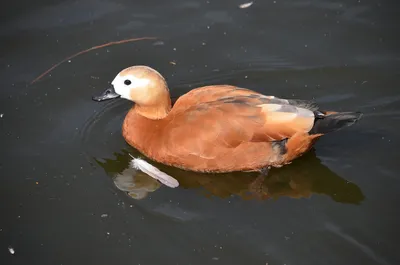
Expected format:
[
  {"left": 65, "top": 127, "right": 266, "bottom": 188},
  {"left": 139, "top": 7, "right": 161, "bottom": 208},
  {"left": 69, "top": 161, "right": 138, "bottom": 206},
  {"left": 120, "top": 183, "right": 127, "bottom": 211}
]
[
  {"left": 95, "top": 148, "right": 364, "bottom": 204},
  {"left": 113, "top": 167, "right": 161, "bottom": 199}
]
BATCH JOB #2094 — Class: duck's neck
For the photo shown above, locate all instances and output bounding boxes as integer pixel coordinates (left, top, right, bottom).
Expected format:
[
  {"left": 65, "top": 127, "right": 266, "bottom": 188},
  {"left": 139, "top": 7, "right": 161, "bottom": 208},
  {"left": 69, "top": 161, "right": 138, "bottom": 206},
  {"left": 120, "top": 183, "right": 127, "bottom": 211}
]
[
  {"left": 134, "top": 95, "right": 172, "bottom": 120},
  {"left": 122, "top": 108, "right": 162, "bottom": 156}
]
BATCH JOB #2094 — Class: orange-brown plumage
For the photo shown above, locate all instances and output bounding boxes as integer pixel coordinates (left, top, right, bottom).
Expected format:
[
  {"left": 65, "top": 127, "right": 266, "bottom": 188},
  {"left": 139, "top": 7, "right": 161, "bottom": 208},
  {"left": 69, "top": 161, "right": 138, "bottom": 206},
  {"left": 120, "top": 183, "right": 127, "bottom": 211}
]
[{"left": 94, "top": 65, "right": 362, "bottom": 174}]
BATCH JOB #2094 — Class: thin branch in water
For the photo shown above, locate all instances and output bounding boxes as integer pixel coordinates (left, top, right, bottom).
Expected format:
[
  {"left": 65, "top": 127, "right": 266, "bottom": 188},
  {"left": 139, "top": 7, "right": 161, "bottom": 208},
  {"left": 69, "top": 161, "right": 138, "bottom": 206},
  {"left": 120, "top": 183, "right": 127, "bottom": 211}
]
[{"left": 31, "top": 36, "right": 157, "bottom": 84}]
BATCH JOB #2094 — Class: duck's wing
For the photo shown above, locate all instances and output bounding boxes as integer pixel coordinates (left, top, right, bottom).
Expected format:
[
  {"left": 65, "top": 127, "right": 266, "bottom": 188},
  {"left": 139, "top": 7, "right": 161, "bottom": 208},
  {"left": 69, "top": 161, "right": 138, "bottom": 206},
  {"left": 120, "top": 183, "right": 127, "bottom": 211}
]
[
  {"left": 172, "top": 85, "right": 318, "bottom": 113},
  {"left": 163, "top": 92, "right": 316, "bottom": 157}
]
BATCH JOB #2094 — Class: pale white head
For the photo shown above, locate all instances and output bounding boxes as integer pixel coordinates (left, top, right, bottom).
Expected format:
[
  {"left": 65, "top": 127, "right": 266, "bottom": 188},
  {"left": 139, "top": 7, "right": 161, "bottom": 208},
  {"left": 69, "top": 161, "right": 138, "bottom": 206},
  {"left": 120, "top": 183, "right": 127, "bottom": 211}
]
[{"left": 93, "top": 65, "right": 171, "bottom": 119}]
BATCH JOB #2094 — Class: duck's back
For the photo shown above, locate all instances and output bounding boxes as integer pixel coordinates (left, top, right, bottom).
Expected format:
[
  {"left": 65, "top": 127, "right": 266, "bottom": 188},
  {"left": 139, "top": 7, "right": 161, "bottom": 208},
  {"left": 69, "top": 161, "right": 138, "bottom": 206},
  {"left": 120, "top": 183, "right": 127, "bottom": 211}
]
[{"left": 171, "top": 85, "right": 263, "bottom": 113}]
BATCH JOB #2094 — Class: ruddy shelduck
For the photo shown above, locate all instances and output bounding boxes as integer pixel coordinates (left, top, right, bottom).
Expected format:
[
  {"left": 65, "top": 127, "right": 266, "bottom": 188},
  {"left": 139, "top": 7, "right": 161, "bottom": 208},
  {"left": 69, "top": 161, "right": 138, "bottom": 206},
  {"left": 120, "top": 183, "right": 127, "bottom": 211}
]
[{"left": 93, "top": 65, "right": 362, "bottom": 185}]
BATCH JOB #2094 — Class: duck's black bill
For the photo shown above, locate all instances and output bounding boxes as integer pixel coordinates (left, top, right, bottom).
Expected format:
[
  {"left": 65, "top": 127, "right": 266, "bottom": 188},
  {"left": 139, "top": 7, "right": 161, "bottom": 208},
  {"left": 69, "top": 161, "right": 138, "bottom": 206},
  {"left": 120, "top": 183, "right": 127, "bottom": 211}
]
[{"left": 92, "top": 87, "right": 120, "bottom": 102}]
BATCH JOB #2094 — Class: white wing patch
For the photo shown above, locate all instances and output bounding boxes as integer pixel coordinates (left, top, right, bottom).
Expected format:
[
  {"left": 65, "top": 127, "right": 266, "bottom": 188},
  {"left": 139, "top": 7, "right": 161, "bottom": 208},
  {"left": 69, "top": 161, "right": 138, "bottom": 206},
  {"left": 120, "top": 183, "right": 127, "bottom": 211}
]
[{"left": 259, "top": 103, "right": 315, "bottom": 118}]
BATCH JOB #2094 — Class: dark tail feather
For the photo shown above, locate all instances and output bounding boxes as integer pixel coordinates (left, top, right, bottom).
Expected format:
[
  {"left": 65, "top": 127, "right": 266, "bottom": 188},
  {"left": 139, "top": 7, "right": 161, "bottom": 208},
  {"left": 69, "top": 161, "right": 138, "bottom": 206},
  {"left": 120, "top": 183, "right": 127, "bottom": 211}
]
[{"left": 310, "top": 112, "right": 363, "bottom": 134}]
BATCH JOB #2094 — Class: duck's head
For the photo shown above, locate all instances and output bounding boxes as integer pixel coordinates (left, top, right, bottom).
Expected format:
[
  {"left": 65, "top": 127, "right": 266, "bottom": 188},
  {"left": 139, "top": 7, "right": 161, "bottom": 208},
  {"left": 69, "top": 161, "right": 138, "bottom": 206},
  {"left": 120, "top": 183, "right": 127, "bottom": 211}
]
[{"left": 93, "top": 65, "right": 171, "bottom": 119}]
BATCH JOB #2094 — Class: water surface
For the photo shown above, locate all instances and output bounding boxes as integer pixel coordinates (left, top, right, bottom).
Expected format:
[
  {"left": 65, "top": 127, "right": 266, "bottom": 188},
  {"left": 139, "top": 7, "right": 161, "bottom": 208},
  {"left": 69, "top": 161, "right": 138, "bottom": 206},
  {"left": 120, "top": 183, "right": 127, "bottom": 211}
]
[{"left": 1, "top": 1, "right": 399, "bottom": 264}]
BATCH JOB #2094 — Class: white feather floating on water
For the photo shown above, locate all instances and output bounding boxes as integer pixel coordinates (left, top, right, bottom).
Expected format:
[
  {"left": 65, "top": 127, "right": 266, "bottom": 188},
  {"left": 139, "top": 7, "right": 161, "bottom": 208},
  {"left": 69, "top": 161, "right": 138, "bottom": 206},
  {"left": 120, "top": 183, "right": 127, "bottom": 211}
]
[
  {"left": 239, "top": 1, "right": 253, "bottom": 9},
  {"left": 129, "top": 155, "right": 179, "bottom": 188},
  {"left": 8, "top": 246, "right": 15, "bottom": 255}
]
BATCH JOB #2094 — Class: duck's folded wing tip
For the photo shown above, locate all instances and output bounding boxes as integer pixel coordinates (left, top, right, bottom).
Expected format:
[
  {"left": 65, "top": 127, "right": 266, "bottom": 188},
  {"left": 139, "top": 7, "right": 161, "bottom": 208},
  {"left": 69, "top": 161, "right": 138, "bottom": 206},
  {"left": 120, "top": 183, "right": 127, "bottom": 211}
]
[{"left": 130, "top": 157, "right": 179, "bottom": 188}]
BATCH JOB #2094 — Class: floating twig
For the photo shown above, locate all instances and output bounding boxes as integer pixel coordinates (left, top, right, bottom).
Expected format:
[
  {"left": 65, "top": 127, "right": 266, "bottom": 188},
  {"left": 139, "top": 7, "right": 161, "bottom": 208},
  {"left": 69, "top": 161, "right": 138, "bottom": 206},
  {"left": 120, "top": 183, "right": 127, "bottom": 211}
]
[{"left": 31, "top": 36, "right": 157, "bottom": 84}]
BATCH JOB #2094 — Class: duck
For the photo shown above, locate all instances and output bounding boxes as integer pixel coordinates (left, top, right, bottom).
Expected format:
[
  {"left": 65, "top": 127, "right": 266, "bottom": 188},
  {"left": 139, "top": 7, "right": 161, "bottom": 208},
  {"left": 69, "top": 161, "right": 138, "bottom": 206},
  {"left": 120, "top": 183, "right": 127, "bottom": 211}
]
[{"left": 92, "top": 65, "right": 362, "bottom": 187}]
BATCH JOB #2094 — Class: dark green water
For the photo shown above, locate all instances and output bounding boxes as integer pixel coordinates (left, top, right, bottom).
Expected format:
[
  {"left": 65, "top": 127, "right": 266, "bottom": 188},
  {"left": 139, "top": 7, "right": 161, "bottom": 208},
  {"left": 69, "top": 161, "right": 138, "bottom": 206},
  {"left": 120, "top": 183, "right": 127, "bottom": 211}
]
[{"left": 1, "top": 1, "right": 399, "bottom": 264}]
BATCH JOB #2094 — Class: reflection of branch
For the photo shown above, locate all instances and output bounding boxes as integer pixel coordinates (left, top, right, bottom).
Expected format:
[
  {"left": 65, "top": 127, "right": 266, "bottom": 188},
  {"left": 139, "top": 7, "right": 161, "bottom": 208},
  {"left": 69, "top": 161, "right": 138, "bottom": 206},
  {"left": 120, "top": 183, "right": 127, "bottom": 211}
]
[{"left": 30, "top": 36, "right": 157, "bottom": 84}]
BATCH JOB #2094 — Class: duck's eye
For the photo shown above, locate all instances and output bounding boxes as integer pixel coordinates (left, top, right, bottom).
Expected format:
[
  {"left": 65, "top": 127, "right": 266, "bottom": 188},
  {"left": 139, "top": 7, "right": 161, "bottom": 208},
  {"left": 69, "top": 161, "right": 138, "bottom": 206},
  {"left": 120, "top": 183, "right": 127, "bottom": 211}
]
[{"left": 124, "top": 79, "right": 132, "bottom": 86}]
